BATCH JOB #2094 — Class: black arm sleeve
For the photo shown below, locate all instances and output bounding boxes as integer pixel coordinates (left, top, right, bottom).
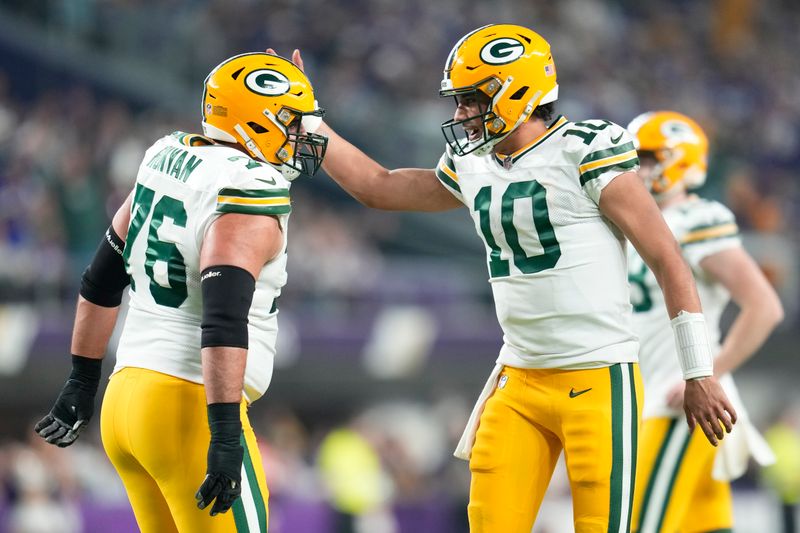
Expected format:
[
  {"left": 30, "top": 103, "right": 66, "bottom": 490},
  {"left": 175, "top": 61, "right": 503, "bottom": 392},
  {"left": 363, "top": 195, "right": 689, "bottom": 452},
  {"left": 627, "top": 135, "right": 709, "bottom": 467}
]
[
  {"left": 200, "top": 265, "right": 256, "bottom": 349},
  {"left": 79, "top": 226, "right": 130, "bottom": 307}
]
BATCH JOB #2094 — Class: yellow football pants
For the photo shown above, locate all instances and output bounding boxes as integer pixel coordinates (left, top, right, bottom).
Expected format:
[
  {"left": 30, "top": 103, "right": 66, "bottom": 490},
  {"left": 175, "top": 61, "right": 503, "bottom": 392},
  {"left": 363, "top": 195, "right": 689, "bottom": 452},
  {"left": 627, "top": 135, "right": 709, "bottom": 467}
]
[
  {"left": 100, "top": 367, "right": 269, "bottom": 533},
  {"left": 631, "top": 417, "right": 733, "bottom": 533},
  {"left": 468, "top": 363, "right": 643, "bottom": 533}
]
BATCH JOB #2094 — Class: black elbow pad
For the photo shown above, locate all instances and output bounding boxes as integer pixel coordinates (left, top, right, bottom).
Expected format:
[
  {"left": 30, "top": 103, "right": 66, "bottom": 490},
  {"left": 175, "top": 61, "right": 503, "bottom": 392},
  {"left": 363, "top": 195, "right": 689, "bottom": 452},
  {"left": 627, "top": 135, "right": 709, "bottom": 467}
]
[{"left": 79, "top": 227, "right": 130, "bottom": 307}]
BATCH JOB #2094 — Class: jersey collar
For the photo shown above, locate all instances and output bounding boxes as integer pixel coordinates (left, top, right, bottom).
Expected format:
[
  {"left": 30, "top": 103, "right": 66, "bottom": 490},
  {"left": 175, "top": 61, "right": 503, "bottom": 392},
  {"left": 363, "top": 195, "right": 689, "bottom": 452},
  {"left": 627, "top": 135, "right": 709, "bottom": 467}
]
[{"left": 493, "top": 116, "right": 569, "bottom": 169}]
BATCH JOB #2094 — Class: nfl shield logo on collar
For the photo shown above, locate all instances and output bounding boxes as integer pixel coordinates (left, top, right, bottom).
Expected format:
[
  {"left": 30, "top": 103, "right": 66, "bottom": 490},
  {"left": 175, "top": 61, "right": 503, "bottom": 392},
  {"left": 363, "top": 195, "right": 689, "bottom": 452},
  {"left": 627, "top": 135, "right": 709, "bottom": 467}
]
[
  {"left": 498, "top": 374, "right": 509, "bottom": 389},
  {"left": 503, "top": 157, "right": 513, "bottom": 170}
]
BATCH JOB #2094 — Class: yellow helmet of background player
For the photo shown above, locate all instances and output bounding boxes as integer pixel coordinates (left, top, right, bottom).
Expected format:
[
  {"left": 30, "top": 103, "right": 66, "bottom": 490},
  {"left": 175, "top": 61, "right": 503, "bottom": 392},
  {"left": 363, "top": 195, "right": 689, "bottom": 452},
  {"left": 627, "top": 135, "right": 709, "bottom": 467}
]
[
  {"left": 440, "top": 24, "right": 558, "bottom": 156},
  {"left": 201, "top": 52, "right": 327, "bottom": 179},
  {"left": 627, "top": 111, "right": 709, "bottom": 196}
]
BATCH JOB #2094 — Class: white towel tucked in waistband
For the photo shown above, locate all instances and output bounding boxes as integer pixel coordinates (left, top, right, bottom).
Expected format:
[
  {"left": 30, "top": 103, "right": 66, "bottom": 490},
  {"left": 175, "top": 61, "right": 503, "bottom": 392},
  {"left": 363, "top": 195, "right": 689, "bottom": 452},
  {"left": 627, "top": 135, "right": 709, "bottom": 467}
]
[
  {"left": 713, "top": 415, "right": 775, "bottom": 481},
  {"left": 711, "top": 374, "right": 775, "bottom": 481},
  {"left": 454, "top": 363, "right": 504, "bottom": 461}
]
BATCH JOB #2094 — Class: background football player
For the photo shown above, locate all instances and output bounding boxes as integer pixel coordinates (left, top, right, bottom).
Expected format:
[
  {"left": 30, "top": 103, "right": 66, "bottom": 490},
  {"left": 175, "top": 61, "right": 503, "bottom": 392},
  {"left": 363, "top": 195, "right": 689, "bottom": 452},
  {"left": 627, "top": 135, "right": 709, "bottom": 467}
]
[
  {"left": 270, "top": 23, "right": 736, "bottom": 533},
  {"left": 34, "top": 52, "right": 327, "bottom": 532},
  {"left": 627, "top": 111, "right": 783, "bottom": 533}
]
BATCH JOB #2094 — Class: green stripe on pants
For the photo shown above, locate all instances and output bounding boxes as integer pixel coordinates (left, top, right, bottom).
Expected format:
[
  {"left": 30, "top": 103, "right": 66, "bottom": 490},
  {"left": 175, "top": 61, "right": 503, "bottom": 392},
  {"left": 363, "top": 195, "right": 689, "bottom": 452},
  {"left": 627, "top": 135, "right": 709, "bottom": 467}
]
[
  {"left": 654, "top": 429, "right": 691, "bottom": 532},
  {"left": 636, "top": 419, "right": 692, "bottom": 533},
  {"left": 232, "top": 493, "right": 250, "bottom": 532},
  {"left": 636, "top": 419, "right": 676, "bottom": 531},
  {"left": 241, "top": 433, "right": 268, "bottom": 532},
  {"left": 608, "top": 364, "right": 624, "bottom": 533},
  {"left": 625, "top": 364, "right": 639, "bottom": 533}
]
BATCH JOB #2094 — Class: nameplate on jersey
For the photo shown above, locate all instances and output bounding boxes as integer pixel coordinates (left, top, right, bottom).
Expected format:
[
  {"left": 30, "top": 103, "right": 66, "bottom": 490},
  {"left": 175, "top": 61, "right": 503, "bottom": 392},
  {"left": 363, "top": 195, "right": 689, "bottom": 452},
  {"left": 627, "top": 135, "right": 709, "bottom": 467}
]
[{"left": 146, "top": 146, "right": 203, "bottom": 183}]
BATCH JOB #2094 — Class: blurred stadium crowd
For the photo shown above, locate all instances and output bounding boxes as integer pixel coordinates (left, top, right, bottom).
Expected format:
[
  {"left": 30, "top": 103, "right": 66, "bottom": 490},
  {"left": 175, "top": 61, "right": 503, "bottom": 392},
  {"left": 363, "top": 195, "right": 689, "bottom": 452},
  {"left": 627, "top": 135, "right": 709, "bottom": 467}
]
[{"left": 0, "top": 0, "right": 799, "bottom": 532}]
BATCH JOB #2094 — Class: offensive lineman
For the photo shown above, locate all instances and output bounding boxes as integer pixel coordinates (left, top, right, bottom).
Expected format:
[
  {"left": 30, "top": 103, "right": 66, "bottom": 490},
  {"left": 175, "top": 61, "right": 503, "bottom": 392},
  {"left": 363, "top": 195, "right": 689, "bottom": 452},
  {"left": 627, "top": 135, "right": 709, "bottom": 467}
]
[
  {"left": 627, "top": 111, "right": 783, "bottom": 533},
  {"left": 275, "top": 23, "right": 736, "bottom": 532},
  {"left": 34, "top": 53, "right": 327, "bottom": 532}
]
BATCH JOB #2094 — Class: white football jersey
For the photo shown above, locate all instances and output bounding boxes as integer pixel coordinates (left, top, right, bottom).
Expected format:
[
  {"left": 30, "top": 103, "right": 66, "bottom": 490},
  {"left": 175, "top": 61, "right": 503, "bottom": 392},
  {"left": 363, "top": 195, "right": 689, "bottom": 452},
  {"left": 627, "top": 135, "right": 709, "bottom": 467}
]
[
  {"left": 436, "top": 116, "right": 640, "bottom": 369},
  {"left": 115, "top": 132, "right": 292, "bottom": 403},
  {"left": 628, "top": 196, "right": 741, "bottom": 418}
]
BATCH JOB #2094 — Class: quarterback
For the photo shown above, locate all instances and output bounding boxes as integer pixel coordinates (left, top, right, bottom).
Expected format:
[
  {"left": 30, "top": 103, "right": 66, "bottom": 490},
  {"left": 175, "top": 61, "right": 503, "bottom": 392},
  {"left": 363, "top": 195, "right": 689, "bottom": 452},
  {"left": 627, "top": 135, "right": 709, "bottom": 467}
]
[
  {"left": 627, "top": 111, "right": 783, "bottom": 533},
  {"left": 276, "top": 24, "right": 736, "bottom": 532},
  {"left": 34, "top": 53, "right": 327, "bottom": 532}
]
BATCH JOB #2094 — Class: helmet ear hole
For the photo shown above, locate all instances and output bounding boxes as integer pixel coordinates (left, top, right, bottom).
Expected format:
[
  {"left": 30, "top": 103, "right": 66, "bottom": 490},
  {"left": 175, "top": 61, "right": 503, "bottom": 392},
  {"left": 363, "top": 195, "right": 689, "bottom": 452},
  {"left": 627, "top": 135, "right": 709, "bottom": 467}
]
[
  {"left": 509, "top": 86, "right": 529, "bottom": 101},
  {"left": 247, "top": 121, "right": 268, "bottom": 134}
]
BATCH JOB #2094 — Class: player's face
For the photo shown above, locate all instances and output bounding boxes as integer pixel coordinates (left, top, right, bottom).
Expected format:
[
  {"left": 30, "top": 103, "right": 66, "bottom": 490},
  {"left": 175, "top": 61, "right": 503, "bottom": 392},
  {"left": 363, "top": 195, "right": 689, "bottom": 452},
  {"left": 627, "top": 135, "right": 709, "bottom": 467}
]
[
  {"left": 286, "top": 115, "right": 304, "bottom": 135},
  {"left": 454, "top": 92, "right": 491, "bottom": 142}
]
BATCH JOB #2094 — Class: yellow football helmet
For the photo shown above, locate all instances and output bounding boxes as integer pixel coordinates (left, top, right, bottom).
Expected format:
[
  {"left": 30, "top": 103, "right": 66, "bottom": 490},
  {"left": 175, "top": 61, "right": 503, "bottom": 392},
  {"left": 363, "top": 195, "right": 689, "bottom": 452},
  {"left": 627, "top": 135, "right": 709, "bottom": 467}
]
[
  {"left": 440, "top": 24, "right": 559, "bottom": 156},
  {"left": 627, "top": 111, "right": 709, "bottom": 196},
  {"left": 201, "top": 52, "right": 327, "bottom": 179}
]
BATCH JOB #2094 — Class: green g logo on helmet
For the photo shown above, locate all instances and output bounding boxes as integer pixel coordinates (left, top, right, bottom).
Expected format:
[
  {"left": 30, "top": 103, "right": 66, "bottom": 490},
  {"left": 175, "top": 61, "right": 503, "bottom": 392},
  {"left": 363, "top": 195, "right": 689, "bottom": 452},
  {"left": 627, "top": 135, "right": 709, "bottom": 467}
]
[
  {"left": 480, "top": 38, "right": 525, "bottom": 65},
  {"left": 245, "top": 69, "right": 291, "bottom": 96},
  {"left": 661, "top": 120, "right": 702, "bottom": 145}
]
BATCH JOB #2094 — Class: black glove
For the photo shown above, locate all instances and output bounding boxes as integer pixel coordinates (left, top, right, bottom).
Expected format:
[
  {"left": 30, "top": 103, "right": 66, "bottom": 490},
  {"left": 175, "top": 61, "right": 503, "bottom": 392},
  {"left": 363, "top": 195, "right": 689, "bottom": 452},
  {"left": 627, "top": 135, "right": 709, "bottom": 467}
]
[
  {"left": 196, "top": 403, "right": 243, "bottom": 516},
  {"left": 35, "top": 355, "right": 102, "bottom": 447}
]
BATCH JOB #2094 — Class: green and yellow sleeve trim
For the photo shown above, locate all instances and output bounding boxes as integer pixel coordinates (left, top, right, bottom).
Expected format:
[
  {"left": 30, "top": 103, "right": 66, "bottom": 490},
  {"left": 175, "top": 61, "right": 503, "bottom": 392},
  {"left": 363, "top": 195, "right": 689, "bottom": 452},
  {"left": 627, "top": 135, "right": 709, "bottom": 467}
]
[
  {"left": 436, "top": 155, "right": 461, "bottom": 194},
  {"left": 216, "top": 187, "right": 291, "bottom": 215},
  {"left": 579, "top": 142, "right": 639, "bottom": 186},
  {"left": 681, "top": 222, "right": 739, "bottom": 246}
]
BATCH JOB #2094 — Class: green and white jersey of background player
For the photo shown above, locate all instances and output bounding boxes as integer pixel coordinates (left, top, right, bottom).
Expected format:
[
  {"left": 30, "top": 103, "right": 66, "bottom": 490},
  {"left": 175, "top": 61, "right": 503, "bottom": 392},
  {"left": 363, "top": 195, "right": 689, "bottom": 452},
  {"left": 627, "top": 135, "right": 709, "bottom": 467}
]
[
  {"left": 628, "top": 196, "right": 745, "bottom": 418},
  {"left": 436, "top": 116, "right": 641, "bottom": 369},
  {"left": 115, "top": 132, "right": 291, "bottom": 403}
]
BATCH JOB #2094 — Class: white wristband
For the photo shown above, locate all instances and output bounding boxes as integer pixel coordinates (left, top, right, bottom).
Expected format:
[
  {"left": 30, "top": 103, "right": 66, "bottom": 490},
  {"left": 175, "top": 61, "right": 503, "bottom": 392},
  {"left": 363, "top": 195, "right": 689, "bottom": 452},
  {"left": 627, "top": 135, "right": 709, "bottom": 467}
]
[{"left": 670, "top": 311, "right": 714, "bottom": 380}]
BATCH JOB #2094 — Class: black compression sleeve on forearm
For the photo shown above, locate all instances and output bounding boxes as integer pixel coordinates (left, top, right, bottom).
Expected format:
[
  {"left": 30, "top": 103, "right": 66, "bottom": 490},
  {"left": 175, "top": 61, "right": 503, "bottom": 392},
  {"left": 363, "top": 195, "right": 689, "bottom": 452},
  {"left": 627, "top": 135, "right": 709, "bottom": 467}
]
[
  {"left": 79, "top": 226, "right": 130, "bottom": 307},
  {"left": 200, "top": 265, "right": 256, "bottom": 349}
]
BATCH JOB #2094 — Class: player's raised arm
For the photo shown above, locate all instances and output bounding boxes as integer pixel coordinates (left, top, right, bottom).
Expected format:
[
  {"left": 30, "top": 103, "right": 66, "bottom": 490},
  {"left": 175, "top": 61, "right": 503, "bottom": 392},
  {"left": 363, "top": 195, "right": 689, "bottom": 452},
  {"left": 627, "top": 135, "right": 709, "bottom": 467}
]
[
  {"left": 599, "top": 171, "right": 737, "bottom": 445},
  {"left": 317, "top": 122, "right": 462, "bottom": 211},
  {"left": 194, "top": 211, "right": 282, "bottom": 516},
  {"left": 35, "top": 191, "right": 133, "bottom": 447},
  {"left": 267, "top": 48, "right": 461, "bottom": 212}
]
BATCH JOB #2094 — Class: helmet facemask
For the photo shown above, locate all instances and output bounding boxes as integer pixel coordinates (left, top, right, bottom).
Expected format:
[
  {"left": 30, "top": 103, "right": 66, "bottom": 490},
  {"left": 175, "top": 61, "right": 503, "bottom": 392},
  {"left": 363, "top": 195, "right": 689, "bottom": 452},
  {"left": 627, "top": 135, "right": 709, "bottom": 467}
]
[
  {"left": 267, "top": 106, "right": 328, "bottom": 180},
  {"left": 643, "top": 146, "right": 694, "bottom": 200},
  {"left": 440, "top": 77, "right": 512, "bottom": 157},
  {"left": 636, "top": 149, "right": 667, "bottom": 193}
]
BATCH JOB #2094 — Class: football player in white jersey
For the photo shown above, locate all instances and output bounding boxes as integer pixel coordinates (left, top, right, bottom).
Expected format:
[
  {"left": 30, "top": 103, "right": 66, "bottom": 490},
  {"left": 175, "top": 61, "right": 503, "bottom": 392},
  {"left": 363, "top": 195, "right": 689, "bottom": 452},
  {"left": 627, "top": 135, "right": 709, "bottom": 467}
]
[
  {"left": 627, "top": 111, "right": 783, "bottom": 533},
  {"left": 34, "top": 53, "right": 327, "bottom": 533},
  {"left": 273, "top": 23, "right": 736, "bottom": 532}
]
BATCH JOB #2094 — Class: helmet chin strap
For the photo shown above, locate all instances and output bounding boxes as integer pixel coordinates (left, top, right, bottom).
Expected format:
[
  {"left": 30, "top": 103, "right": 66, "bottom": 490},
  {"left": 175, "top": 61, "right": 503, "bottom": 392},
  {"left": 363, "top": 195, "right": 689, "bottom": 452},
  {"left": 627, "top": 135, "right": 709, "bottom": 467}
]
[{"left": 233, "top": 124, "right": 268, "bottom": 162}]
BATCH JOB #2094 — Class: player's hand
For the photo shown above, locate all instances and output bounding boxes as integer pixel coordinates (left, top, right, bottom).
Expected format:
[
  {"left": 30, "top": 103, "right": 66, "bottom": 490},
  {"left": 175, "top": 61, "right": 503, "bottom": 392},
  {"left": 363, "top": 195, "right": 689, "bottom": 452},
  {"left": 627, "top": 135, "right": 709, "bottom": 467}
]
[
  {"left": 265, "top": 48, "right": 305, "bottom": 73},
  {"left": 683, "top": 376, "right": 737, "bottom": 446},
  {"left": 34, "top": 356, "right": 101, "bottom": 447},
  {"left": 665, "top": 380, "right": 685, "bottom": 410},
  {"left": 196, "top": 403, "right": 244, "bottom": 516},
  {"left": 195, "top": 439, "right": 243, "bottom": 516}
]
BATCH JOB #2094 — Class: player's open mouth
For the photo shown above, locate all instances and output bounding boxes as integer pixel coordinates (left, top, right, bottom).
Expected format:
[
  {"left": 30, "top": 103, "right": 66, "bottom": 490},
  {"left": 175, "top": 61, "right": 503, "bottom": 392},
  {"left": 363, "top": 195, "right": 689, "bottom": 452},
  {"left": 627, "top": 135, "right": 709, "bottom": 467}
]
[{"left": 465, "top": 127, "right": 481, "bottom": 142}]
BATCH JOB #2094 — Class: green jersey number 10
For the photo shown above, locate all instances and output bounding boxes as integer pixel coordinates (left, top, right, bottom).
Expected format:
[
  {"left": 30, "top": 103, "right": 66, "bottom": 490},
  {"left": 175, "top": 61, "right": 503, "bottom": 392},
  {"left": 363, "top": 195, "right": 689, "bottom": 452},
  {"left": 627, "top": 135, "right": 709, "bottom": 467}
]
[{"left": 474, "top": 179, "right": 561, "bottom": 278}]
